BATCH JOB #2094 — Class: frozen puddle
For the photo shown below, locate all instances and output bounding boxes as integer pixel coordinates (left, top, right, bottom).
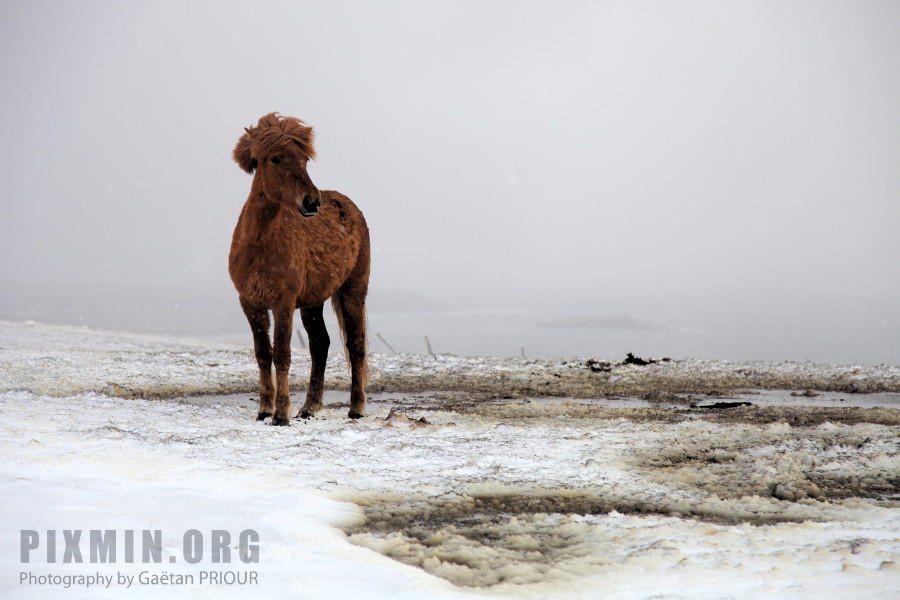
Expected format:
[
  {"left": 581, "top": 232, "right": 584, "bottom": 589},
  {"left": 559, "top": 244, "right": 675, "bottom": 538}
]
[
  {"left": 344, "top": 492, "right": 898, "bottom": 589},
  {"left": 187, "top": 388, "right": 900, "bottom": 411}
]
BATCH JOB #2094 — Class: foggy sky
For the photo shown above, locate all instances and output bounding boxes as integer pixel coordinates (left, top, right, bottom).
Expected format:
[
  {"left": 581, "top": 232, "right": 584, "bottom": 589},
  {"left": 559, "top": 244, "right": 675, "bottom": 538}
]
[{"left": 2, "top": 0, "right": 899, "bottom": 310}]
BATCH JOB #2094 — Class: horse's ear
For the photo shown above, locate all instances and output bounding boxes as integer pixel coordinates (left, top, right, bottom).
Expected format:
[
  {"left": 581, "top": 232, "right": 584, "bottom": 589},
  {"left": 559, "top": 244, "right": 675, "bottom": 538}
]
[{"left": 233, "top": 127, "right": 256, "bottom": 174}]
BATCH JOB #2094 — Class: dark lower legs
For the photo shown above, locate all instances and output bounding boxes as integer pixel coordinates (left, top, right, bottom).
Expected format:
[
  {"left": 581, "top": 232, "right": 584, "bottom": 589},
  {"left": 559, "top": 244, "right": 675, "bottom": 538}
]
[
  {"left": 270, "top": 305, "right": 294, "bottom": 425},
  {"left": 240, "top": 297, "right": 275, "bottom": 421},
  {"left": 240, "top": 298, "right": 294, "bottom": 426},
  {"left": 297, "top": 304, "right": 329, "bottom": 418},
  {"left": 338, "top": 294, "right": 368, "bottom": 419},
  {"left": 295, "top": 294, "right": 367, "bottom": 420},
  {"left": 241, "top": 292, "right": 366, "bottom": 423}
]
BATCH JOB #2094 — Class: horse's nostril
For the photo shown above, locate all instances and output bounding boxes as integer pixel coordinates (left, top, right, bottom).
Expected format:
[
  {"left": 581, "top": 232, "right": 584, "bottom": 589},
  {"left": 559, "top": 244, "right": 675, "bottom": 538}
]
[{"left": 299, "top": 194, "right": 319, "bottom": 217}]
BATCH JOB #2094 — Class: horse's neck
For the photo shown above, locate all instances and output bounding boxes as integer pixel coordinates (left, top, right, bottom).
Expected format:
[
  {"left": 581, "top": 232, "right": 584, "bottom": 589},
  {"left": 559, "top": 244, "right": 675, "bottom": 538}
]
[
  {"left": 247, "top": 195, "right": 282, "bottom": 228},
  {"left": 240, "top": 194, "right": 305, "bottom": 247}
]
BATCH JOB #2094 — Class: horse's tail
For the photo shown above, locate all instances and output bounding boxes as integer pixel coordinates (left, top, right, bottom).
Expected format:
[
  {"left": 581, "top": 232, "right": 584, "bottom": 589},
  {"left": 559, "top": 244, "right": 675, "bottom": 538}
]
[{"left": 330, "top": 295, "right": 368, "bottom": 378}]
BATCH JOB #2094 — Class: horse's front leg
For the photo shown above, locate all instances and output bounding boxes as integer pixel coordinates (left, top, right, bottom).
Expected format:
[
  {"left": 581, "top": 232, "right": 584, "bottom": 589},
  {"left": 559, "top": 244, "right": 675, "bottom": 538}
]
[
  {"left": 297, "top": 304, "right": 329, "bottom": 419},
  {"left": 271, "top": 305, "right": 295, "bottom": 426},
  {"left": 240, "top": 297, "right": 275, "bottom": 421}
]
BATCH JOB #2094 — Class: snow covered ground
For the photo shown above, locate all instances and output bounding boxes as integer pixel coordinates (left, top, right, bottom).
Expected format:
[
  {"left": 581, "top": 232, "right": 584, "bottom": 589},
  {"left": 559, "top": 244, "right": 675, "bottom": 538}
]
[{"left": 1, "top": 320, "right": 899, "bottom": 599}]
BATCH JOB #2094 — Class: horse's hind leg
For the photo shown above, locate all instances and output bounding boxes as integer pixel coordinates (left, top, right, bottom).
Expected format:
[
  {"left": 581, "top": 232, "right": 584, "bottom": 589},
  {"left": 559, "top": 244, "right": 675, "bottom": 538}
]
[
  {"left": 335, "top": 289, "right": 368, "bottom": 419},
  {"left": 239, "top": 297, "right": 275, "bottom": 421},
  {"left": 297, "top": 304, "right": 329, "bottom": 419}
]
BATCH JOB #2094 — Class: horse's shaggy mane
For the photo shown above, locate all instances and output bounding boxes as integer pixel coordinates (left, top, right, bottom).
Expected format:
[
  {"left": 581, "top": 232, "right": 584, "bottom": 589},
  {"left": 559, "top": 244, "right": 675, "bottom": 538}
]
[{"left": 233, "top": 112, "right": 316, "bottom": 174}]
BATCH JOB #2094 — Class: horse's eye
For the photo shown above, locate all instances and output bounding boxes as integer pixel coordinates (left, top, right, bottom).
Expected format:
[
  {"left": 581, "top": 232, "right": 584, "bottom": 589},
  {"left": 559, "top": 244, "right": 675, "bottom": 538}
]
[{"left": 270, "top": 156, "right": 281, "bottom": 164}]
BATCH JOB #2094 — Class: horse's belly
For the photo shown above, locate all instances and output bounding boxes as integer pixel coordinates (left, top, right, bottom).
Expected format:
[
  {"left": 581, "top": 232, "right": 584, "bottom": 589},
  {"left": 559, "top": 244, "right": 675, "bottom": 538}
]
[
  {"left": 296, "top": 258, "right": 354, "bottom": 307},
  {"left": 231, "top": 253, "right": 353, "bottom": 309}
]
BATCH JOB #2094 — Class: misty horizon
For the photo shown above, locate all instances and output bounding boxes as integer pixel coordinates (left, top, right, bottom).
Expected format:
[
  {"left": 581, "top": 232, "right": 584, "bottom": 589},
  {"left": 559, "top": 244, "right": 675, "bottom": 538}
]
[{"left": 2, "top": 1, "right": 898, "bottom": 365}]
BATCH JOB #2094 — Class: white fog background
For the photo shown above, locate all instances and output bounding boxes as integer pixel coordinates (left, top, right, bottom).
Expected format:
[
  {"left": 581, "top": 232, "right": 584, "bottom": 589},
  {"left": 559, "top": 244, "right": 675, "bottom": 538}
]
[{"left": 1, "top": 0, "right": 898, "bottom": 364}]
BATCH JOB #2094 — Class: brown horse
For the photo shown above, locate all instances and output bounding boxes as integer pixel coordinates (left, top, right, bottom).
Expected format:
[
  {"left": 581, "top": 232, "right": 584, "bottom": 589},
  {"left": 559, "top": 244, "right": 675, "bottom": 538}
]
[{"left": 229, "top": 112, "right": 370, "bottom": 426}]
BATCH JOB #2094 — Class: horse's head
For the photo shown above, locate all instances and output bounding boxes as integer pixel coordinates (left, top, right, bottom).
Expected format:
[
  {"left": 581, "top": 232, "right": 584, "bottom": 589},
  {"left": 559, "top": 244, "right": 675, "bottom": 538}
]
[{"left": 234, "top": 112, "right": 321, "bottom": 217}]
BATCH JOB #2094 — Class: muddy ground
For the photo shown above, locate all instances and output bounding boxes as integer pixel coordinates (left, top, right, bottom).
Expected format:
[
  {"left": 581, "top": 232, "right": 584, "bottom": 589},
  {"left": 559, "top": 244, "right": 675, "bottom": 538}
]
[{"left": 337, "top": 391, "right": 900, "bottom": 588}]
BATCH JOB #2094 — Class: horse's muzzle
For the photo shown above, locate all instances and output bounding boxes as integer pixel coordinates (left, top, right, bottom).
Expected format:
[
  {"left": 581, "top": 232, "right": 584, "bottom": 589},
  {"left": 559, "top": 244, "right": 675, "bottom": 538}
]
[{"left": 298, "top": 194, "right": 321, "bottom": 218}]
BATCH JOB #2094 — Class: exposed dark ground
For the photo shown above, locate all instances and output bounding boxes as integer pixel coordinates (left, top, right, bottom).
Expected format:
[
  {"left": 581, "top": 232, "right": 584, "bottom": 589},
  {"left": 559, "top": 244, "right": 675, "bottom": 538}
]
[{"left": 338, "top": 390, "right": 900, "bottom": 587}]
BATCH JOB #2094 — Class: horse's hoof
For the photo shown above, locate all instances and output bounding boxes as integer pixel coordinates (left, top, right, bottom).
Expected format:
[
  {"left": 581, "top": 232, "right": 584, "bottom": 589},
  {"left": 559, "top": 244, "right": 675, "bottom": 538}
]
[
  {"left": 256, "top": 411, "right": 273, "bottom": 421},
  {"left": 270, "top": 417, "right": 291, "bottom": 426},
  {"left": 298, "top": 411, "right": 314, "bottom": 420},
  {"left": 348, "top": 412, "right": 365, "bottom": 419}
]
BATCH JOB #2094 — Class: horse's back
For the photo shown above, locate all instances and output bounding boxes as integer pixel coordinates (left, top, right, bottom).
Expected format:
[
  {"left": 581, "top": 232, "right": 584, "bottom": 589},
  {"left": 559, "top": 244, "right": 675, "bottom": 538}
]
[
  {"left": 318, "top": 190, "right": 368, "bottom": 267},
  {"left": 298, "top": 190, "right": 369, "bottom": 305},
  {"left": 321, "top": 190, "right": 368, "bottom": 238},
  {"left": 326, "top": 190, "right": 369, "bottom": 284}
]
